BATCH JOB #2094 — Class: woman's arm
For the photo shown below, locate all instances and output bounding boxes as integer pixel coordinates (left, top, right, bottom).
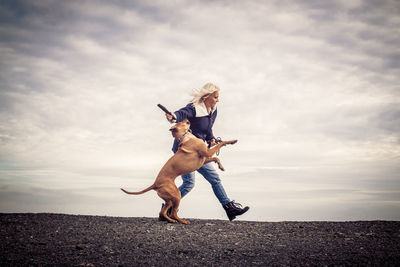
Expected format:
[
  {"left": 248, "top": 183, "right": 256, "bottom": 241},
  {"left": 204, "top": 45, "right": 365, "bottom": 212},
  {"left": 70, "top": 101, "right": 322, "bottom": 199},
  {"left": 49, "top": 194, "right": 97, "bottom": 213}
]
[
  {"left": 205, "top": 109, "right": 217, "bottom": 144},
  {"left": 172, "top": 103, "right": 196, "bottom": 122}
]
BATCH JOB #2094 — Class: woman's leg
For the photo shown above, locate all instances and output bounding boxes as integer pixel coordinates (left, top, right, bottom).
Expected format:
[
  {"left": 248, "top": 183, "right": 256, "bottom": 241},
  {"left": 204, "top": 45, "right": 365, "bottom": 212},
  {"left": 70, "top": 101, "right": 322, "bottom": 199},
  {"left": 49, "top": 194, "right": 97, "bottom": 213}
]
[
  {"left": 197, "top": 162, "right": 230, "bottom": 205},
  {"left": 178, "top": 172, "right": 195, "bottom": 198}
]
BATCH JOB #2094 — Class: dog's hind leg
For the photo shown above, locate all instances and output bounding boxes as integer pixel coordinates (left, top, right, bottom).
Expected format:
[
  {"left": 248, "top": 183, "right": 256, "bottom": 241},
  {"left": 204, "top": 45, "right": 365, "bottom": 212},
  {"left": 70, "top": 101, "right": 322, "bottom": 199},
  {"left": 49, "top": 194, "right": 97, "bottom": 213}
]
[
  {"left": 157, "top": 187, "right": 179, "bottom": 223},
  {"left": 159, "top": 200, "right": 177, "bottom": 223},
  {"left": 170, "top": 196, "right": 190, "bottom": 225}
]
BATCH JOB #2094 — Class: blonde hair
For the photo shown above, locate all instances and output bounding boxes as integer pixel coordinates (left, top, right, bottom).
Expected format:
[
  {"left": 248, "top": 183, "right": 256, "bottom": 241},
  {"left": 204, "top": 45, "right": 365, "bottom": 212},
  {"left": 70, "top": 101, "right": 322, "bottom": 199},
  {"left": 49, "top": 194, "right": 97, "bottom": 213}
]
[{"left": 190, "top": 82, "right": 220, "bottom": 104}]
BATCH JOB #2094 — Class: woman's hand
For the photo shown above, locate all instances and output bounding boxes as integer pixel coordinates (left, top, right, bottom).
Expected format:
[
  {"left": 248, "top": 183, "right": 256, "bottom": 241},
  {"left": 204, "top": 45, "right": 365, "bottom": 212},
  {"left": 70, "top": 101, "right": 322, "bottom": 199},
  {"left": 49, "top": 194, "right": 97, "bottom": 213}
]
[
  {"left": 208, "top": 138, "right": 217, "bottom": 147},
  {"left": 166, "top": 113, "right": 174, "bottom": 122}
]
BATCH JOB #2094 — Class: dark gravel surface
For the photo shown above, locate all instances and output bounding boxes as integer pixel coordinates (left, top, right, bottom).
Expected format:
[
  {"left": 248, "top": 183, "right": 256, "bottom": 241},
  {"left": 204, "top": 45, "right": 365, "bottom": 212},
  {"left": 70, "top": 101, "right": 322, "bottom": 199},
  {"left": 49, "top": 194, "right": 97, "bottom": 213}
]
[{"left": 1, "top": 213, "right": 400, "bottom": 266}]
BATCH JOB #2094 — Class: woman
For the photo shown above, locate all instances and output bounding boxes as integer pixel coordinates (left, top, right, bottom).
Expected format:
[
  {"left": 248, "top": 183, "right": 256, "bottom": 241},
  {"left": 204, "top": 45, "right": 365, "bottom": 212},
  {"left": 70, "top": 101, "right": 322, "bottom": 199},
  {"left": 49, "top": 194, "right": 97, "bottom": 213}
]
[{"left": 165, "top": 82, "right": 249, "bottom": 221}]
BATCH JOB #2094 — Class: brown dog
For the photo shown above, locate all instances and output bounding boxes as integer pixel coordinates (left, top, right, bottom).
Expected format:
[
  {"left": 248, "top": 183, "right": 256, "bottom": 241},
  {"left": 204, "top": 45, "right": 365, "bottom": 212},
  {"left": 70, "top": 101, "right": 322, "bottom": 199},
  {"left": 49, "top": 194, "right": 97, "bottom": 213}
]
[{"left": 121, "top": 119, "right": 237, "bottom": 224}]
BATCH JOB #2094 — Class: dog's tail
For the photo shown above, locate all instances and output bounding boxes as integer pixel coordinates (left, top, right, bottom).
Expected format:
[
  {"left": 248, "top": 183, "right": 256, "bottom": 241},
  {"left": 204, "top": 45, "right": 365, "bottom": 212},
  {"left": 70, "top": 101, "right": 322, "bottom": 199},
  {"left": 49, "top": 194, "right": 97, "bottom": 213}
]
[{"left": 120, "top": 184, "right": 155, "bottom": 195}]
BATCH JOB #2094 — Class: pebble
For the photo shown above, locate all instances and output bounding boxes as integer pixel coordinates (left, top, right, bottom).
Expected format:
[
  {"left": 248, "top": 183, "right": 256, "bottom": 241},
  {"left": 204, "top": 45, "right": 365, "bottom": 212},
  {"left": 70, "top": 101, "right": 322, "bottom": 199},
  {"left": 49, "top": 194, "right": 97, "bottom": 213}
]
[{"left": 1, "top": 213, "right": 399, "bottom": 266}]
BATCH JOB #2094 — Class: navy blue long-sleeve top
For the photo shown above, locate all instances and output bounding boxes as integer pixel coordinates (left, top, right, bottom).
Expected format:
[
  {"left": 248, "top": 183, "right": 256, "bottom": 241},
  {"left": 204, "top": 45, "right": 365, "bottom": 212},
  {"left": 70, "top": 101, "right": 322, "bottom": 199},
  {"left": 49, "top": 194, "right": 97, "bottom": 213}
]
[{"left": 172, "top": 102, "right": 217, "bottom": 153}]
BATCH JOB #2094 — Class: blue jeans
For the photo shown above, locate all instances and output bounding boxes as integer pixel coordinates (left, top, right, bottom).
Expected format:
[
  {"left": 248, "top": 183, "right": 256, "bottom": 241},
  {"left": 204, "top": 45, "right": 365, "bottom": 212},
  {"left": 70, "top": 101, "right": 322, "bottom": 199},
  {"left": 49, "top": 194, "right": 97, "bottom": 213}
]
[{"left": 178, "top": 162, "right": 231, "bottom": 205}]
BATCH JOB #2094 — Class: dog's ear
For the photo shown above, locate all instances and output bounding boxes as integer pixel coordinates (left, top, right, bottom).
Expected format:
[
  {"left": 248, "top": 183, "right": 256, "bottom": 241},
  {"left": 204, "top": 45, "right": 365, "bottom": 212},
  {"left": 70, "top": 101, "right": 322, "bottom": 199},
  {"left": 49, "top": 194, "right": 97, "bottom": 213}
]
[{"left": 169, "top": 125, "right": 177, "bottom": 132}]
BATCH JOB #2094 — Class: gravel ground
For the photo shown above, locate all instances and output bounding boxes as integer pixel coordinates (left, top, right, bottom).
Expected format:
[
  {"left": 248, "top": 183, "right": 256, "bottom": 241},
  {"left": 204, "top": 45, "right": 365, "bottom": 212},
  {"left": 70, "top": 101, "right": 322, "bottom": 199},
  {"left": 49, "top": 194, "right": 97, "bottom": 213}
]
[{"left": 1, "top": 213, "right": 400, "bottom": 266}]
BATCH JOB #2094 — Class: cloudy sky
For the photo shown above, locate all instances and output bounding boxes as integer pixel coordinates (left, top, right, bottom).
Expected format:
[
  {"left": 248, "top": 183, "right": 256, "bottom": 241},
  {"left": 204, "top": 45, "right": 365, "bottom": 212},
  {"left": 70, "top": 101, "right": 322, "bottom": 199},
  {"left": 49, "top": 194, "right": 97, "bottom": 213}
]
[{"left": 0, "top": 0, "right": 399, "bottom": 221}]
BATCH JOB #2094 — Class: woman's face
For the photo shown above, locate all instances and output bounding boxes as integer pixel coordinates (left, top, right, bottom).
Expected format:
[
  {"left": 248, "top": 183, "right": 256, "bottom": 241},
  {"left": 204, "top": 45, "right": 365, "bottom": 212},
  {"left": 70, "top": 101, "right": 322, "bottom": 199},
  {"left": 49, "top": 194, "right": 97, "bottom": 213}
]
[{"left": 204, "top": 91, "right": 219, "bottom": 110}]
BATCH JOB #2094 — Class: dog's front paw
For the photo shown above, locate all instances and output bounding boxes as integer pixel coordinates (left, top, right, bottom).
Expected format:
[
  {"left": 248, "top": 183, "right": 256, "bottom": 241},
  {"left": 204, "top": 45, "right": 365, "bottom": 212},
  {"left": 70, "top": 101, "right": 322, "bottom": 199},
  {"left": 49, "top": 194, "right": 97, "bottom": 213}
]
[
  {"left": 227, "top": 140, "right": 238, "bottom": 145},
  {"left": 217, "top": 162, "right": 225, "bottom": 171}
]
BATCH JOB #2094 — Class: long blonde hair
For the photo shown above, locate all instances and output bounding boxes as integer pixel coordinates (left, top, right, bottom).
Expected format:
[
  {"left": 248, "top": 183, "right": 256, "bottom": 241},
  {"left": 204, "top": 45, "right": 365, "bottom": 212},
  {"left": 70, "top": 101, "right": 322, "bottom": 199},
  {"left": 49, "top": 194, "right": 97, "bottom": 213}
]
[{"left": 190, "top": 82, "right": 220, "bottom": 105}]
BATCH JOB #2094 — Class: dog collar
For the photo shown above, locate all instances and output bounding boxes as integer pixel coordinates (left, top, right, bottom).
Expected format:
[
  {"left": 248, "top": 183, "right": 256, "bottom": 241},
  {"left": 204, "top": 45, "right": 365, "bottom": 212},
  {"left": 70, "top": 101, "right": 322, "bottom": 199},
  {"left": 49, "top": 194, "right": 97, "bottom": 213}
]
[{"left": 178, "top": 129, "right": 191, "bottom": 143}]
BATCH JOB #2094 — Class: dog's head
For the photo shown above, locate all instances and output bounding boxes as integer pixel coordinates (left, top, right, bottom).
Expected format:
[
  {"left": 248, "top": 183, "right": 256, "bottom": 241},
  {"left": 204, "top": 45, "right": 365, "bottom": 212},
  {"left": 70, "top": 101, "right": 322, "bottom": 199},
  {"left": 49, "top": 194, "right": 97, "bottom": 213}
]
[{"left": 169, "top": 119, "right": 190, "bottom": 138}]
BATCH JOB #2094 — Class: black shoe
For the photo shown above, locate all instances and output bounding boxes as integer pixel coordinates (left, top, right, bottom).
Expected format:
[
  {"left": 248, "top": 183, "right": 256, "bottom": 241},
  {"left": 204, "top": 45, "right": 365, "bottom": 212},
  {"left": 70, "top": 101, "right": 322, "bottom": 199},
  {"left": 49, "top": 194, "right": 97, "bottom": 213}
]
[
  {"left": 223, "top": 200, "right": 249, "bottom": 221},
  {"left": 158, "top": 203, "right": 172, "bottom": 221}
]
